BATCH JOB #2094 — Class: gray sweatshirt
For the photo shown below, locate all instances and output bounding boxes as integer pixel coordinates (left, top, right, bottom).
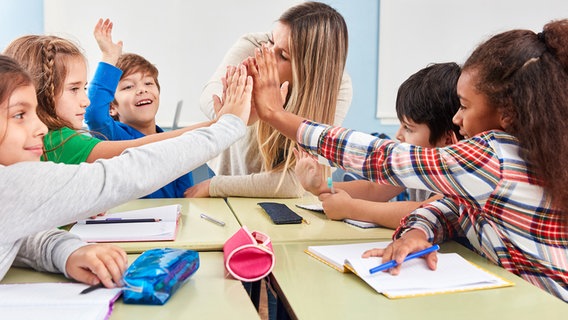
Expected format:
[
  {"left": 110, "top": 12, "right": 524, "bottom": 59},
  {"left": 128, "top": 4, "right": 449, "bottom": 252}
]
[{"left": 0, "top": 114, "right": 245, "bottom": 280}]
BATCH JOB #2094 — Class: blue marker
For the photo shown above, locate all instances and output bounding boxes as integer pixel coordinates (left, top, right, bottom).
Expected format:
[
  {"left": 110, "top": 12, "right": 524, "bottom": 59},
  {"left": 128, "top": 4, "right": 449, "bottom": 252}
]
[
  {"left": 369, "top": 244, "right": 440, "bottom": 274},
  {"left": 327, "top": 176, "right": 335, "bottom": 194}
]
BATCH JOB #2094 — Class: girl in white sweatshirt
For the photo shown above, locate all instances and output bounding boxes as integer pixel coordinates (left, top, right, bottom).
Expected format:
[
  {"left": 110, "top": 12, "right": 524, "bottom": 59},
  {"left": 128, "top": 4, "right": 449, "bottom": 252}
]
[{"left": 0, "top": 55, "right": 251, "bottom": 288}]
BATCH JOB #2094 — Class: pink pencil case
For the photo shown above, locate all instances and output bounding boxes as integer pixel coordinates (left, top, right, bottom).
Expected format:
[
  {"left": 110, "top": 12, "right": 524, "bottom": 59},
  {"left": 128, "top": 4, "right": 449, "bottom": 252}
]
[{"left": 223, "top": 226, "right": 275, "bottom": 282}]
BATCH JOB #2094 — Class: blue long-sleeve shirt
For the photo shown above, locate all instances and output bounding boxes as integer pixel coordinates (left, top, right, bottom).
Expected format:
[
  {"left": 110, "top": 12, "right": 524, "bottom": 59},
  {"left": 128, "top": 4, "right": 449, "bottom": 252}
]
[{"left": 85, "top": 62, "right": 193, "bottom": 198}]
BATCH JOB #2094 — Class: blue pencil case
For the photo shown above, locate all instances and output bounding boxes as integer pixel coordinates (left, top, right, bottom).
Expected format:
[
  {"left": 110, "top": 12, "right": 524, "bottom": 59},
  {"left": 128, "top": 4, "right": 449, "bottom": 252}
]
[{"left": 122, "top": 248, "right": 199, "bottom": 305}]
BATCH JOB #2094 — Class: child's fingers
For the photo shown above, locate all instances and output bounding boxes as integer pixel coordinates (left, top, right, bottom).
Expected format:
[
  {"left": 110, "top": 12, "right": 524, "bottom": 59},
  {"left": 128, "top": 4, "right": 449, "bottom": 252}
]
[
  {"left": 244, "top": 75, "right": 253, "bottom": 102},
  {"left": 425, "top": 252, "right": 438, "bottom": 271},
  {"left": 101, "top": 18, "right": 112, "bottom": 34},
  {"left": 86, "top": 258, "right": 115, "bottom": 288},
  {"left": 237, "top": 64, "right": 248, "bottom": 99},
  {"left": 226, "top": 65, "right": 247, "bottom": 103},
  {"left": 218, "top": 76, "right": 227, "bottom": 104},
  {"left": 90, "top": 249, "right": 126, "bottom": 287},
  {"left": 101, "top": 249, "right": 128, "bottom": 286},
  {"left": 72, "top": 267, "right": 101, "bottom": 287},
  {"left": 94, "top": 20, "right": 103, "bottom": 37},
  {"left": 362, "top": 247, "right": 386, "bottom": 258},
  {"left": 246, "top": 57, "right": 259, "bottom": 79},
  {"left": 225, "top": 66, "right": 237, "bottom": 98}
]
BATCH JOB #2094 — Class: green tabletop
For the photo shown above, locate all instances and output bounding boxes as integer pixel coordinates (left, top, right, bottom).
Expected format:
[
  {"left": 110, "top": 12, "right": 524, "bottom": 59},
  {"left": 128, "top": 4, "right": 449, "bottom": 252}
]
[
  {"left": 270, "top": 240, "right": 567, "bottom": 319},
  {"left": 95, "top": 198, "right": 241, "bottom": 253},
  {"left": 1, "top": 252, "right": 260, "bottom": 320},
  {"left": 226, "top": 195, "right": 395, "bottom": 243}
]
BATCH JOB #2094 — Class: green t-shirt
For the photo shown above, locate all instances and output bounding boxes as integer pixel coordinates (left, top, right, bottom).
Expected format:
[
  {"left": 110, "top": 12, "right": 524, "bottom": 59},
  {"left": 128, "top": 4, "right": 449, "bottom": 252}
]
[{"left": 42, "top": 127, "right": 101, "bottom": 164}]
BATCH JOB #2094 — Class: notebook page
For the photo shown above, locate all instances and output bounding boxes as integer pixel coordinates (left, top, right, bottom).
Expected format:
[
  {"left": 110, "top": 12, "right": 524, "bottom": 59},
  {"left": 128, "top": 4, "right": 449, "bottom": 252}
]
[
  {"left": 69, "top": 204, "right": 180, "bottom": 242},
  {"left": 307, "top": 241, "right": 389, "bottom": 271},
  {"left": 0, "top": 282, "right": 121, "bottom": 320},
  {"left": 347, "top": 252, "right": 512, "bottom": 298}
]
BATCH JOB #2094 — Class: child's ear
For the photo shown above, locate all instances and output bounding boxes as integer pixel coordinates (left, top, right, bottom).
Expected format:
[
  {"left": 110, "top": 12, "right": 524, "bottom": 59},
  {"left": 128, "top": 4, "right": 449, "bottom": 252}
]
[
  {"left": 499, "top": 112, "right": 513, "bottom": 131},
  {"left": 109, "top": 103, "right": 118, "bottom": 117}
]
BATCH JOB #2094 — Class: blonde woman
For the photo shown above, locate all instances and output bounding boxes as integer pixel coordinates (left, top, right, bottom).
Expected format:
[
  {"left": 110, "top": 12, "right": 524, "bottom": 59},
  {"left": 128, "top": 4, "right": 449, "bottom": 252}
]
[{"left": 187, "top": 1, "right": 351, "bottom": 198}]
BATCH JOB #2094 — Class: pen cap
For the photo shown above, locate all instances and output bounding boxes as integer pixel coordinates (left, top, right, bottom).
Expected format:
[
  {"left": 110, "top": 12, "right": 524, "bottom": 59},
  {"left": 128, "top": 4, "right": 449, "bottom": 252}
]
[{"left": 223, "top": 226, "right": 275, "bottom": 282}]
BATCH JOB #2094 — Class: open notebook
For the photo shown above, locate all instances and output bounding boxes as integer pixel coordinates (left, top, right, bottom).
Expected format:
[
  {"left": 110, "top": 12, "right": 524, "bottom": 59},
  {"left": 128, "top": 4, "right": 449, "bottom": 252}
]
[
  {"left": 306, "top": 241, "right": 513, "bottom": 299},
  {"left": 295, "top": 203, "right": 380, "bottom": 228},
  {"left": 0, "top": 282, "right": 121, "bottom": 320},
  {"left": 69, "top": 204, "right": 181, "bottom": 242}
]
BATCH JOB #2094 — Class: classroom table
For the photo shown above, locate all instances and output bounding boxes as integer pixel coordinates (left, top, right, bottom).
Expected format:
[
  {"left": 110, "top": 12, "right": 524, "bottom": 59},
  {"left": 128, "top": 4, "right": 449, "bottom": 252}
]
[
  {"left": 92, "top": 198, "right": 241, "bottom": 253},
  {"left": 226, "top": 195, "right": 396, "bottom": 243},
  {"left": 269, "top": 240, "right": 567, "bottom": 319},
  {"left": 1, "top": 252, "right": 260, "bottom": 320}
]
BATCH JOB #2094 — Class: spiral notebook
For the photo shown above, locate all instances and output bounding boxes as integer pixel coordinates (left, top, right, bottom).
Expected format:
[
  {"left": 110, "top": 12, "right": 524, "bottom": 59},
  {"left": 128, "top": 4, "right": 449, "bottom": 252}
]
[
  {"left": 305, "top": 241, "right": 514, "bottom": 299},
  {"left": 69, "top": 204, "right": 181, "bottom": 242}
]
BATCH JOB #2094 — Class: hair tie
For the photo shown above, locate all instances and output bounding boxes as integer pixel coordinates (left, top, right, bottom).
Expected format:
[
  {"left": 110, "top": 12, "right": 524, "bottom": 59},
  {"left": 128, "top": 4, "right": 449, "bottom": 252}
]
[{"left": 537, "top": 31, "right": 545, "bottom": 42}]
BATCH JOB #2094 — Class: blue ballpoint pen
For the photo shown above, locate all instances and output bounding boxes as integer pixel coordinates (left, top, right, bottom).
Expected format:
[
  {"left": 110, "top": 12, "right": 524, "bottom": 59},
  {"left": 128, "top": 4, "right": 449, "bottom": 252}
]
[{"left": 369, "top": 244, "right": 440, "bottom": 274}]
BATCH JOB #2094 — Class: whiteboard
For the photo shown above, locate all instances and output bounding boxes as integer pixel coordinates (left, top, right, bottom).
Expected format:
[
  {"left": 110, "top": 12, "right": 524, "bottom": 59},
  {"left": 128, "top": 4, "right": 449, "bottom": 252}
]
[{"left": 376, "top": 0, "right": 568, "bottom": 124}]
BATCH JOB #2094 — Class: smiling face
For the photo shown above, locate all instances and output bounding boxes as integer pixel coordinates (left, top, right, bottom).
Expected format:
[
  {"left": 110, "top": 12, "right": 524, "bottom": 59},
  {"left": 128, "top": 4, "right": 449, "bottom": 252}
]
[
  {"left": 453, "top": 69, "right": 505, "bottom": 138},
  {"left": 110, "top": 71, "right": 160, "bottom": 131},
  {"left": 0, "top": 84, "right": 48, "bottom": 165},
  {"left": 53, "top": 56, "right": 90, "bottom": 130}
]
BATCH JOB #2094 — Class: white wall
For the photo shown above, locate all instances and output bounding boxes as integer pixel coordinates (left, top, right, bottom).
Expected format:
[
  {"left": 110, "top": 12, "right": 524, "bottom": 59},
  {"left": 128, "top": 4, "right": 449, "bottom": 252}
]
[
  {"left": 44, "top": 0, "right": 300, "bottom": 127},
  {"left": 377, "top": 0, "right": 568, "bottom": 124}
]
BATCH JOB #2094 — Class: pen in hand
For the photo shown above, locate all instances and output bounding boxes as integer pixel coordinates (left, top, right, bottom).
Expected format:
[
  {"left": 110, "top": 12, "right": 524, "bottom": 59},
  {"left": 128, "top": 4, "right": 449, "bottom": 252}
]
[
  {"left": 369, "top": 244, "right": 440, "bottom": 274},
  {"left": 79, "top": 283, "right": 105, "bottom": 295},
  {"left": 327, "top": 176, "right": 335, "bottom": 194}
]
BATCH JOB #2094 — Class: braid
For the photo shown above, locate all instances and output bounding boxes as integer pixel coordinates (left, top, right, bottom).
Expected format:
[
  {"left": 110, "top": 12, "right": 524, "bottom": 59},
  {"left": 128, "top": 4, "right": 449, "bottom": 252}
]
[{"left": 38, "top": 40, "right": 60, "bottom": 130}]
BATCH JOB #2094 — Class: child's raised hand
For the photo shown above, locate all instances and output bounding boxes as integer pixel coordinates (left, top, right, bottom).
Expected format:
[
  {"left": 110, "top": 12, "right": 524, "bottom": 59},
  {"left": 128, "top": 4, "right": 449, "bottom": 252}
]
[
  {"left": 94, "top": 18, "right": 123, "bottom": 66},
  {"left": 293, "top": 149, "right": 324, "bottom": 195},
  {"left": 216, "top": 64, "right": 252, "bottom": 125},
  {"left": 65, "top": 243, "right": 127, "bottom": 288}
]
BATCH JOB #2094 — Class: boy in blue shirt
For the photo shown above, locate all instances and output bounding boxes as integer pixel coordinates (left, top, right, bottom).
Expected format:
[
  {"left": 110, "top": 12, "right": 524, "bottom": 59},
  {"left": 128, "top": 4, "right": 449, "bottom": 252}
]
[{"left": 85, "top": 19, "right": 196, "bottom": 198}]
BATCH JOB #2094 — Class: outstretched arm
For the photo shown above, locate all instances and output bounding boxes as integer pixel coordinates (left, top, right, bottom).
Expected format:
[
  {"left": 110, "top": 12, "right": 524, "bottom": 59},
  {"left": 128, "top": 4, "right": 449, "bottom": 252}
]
[{"left": 87, "top": 65, "right": 252, "bottom": 162}]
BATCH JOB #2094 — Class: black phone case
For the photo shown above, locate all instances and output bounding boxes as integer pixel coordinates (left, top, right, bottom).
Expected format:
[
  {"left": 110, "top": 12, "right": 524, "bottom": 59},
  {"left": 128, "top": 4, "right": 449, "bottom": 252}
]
[{"left": 257, "top": 202, "right": 303, "bottom": 225}]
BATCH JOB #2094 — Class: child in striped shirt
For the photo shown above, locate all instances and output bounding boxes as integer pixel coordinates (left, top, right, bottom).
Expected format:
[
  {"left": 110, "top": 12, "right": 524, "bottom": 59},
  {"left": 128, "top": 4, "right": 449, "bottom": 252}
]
[{"left": 251, "top": 19, "right": 568, "bottom": 301}]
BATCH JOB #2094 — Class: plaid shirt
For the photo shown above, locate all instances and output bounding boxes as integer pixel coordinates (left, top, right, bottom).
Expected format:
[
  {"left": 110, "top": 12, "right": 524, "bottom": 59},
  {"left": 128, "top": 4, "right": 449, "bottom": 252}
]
[{"left": 298, "top": 120, "right": 567, "bottom": 301}]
